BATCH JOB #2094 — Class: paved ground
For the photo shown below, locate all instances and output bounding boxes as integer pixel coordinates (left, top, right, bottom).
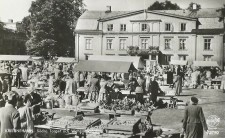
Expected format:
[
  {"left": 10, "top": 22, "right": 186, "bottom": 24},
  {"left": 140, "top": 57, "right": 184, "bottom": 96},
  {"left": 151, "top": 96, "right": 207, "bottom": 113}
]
[{"left": 13, "top": 86, "right": 225, "bottom": 138}]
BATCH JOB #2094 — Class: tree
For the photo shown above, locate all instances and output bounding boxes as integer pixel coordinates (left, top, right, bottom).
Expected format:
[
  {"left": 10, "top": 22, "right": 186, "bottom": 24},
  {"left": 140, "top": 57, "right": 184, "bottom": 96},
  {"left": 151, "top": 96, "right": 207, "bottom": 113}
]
[
  {"left": 148, "top": 0, "right": 181, "bottom": 10},
  {"left": 187, "top": 2, "right": 201, "bottom": 11},
  {"left": 22, "top": 0, "right": 86, "bottom": 58}
]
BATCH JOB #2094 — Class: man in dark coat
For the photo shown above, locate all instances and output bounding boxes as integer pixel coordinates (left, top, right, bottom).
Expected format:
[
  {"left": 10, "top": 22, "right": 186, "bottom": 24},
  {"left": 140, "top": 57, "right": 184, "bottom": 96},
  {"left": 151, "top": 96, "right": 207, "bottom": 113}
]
[
  {"left": 150, "top": 76, "right": 163, "bottom": 104},
  {"left": 182, "top": 97, "right": 208, "bottom": 138},
  {"left": 0, "top": 91, "right": 22, "bottom": 138}
]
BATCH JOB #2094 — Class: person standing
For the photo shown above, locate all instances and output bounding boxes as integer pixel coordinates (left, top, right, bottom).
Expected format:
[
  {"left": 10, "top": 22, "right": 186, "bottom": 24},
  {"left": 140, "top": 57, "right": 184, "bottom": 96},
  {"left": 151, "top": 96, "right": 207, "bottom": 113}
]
[
  {"left": 145, "top": 73, "right": 151, "bottom": 93},
  {"left": 15, "top": 65, "right": 22, "bottom": 89},
  {"left": 20, "top": 64, "right": 29, "bottom": 86},
  {"left": 150, "top": 76, "right": 163, "bottom": 105},
  {"left": 17, "top": 94, "right": 34, "bottom": 138},
  {"left": 135, "top": 75, "right": 145, "bottom": 104},
  {"left": 0, "top": 76, "right": 8, "bottom": 93},
  {"left": 167, "top": 69, "right": 173, "bottom": 88},
  {"left": 98, "top": 77, "right": 108, "bottom": 102},
  {"left": 182, "top": 97, "right": 208, "bottom": 138},
  {"left": 65, "top": 74, "right": 77, "bottom": 95},
  {"left": 220, "top": 71, "right": 225, "bottom": 93},
  {"left": 0, "top": 91, "right": 22, "bottom": 138},
  {"left": 89, "top": 74, "right": 100, "bottom": 103},
  {"left": 174, "top": 73, "right": 182, "bottom": 96}
]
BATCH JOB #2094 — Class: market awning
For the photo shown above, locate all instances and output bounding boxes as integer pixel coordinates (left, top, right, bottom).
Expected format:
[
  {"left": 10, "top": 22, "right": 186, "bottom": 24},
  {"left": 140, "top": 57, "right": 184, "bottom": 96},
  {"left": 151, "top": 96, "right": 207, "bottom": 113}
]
[
  {"left": 56, "top": 57, "right": 76, "bottom": 63},
  {"left": 88, "top": 55, "right": 144, "bottom": 69},
  {"left": 170, "top": 60, "right": 188, "bottom": 65},
  {"left": 74, "top": 60, "right": 137, "bottom": 73},
  {"left": 193, "top": 61, "right": 219, "bottom": 67},
  {"left": 31, "top": 57, "right": 43, "bottom": 60},
  {"left": 0, "top": 55, "right": 32, "bottom": 61}
]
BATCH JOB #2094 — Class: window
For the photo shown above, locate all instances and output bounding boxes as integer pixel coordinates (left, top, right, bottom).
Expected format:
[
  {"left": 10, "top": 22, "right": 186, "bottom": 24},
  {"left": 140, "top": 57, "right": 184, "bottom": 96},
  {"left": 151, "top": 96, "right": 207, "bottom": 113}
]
[
  {"left": 204, "top": 39, "right": 211, "bottom": 50},
  {"left": 141, "top": 24, "right": 147, "bottom": 31},
  {"left": 180, "top": 23, "right": 186, "bottom": 31},
  {"left": 165, "top": 55, "right": 172, "bottom": 62},
  {"left": 107, "top": 39, "right": 113, "bottom": 50},
  {"left": 85, "top": 39, "right": 92, "bottom": 50},
  {"left": 179, "top": 55, "right": 187, "bottom": 60},
  {"left": 165, "top": 39, "right": 171, "bottom": 49},
  {"left": 141, "top": 39, "right": 148, "bottom": 49},
  {"left": 179, "top": 39, "right": 186, "bottom": 50},
  {"left": 204, "top": 55, "right": 212, "bottom": 61},
  {"left": 165, "top": 23, "right": 171, "bottom": 31},
  {"left": 119, "top": 39, "right": 126, "bottom": 50},
  {"left": 120, "top": 24, "right": 126, "bottom": 31},
  {"left": 151, "top": 55, "right": 156, "bottom": 60},
  {"left": 107, "top": 24, "right": 113, "bottom": 31}
]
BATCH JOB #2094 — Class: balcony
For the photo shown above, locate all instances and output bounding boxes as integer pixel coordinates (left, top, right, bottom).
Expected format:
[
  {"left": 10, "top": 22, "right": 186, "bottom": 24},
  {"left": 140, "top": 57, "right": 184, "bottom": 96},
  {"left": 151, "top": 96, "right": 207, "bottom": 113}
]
[{"left": 127, "top": 46, "right": 160, "bottom": 56}]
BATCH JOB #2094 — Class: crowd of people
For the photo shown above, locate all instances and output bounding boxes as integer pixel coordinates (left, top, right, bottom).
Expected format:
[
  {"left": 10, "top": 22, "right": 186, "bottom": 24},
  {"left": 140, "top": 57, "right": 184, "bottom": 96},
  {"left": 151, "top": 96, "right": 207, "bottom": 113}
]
[{"left": 0, "top": 60, "right": 223, "bottom": 138}]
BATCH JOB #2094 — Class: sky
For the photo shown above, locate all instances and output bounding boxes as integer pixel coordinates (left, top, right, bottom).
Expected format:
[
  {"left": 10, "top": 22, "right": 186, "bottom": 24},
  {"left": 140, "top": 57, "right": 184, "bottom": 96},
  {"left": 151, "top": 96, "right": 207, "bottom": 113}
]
[{"left": 0, "top": 0, "right": 225, "bottom": 22}]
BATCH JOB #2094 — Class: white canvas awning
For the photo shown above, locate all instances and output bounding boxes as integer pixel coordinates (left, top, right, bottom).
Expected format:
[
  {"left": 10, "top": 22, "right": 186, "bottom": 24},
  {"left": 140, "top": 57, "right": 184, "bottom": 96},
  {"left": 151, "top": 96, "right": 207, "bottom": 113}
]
[
  {"left": 75, "top": 60, "right": 137, "bottom": 73},
  {"left": 31, "top": 57, "right": 43, "bottom": 60},
  {"left": 0, "top": 55, "right": 31, "bottom": 61},
  {"left": 193, "top": 61, "right": 219, "bottom": 67},
  {"left": 88, "top": 55, "right": 144, "bottom": 69},
  {"left": 170, "top": 60, "right": 188, "bottom": 65},
  {"left": 56, "top": 57, "right": 76, "bottom": 63}
]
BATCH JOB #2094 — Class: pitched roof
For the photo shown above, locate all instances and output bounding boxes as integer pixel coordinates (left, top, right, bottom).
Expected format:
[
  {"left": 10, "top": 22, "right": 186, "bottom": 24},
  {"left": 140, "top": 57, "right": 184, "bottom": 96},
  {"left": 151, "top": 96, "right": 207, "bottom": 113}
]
[
  {"left": 79, "top": 8, "right": 221, "bottom": 21},
  {"left": 157, "top": 8, "right": 222, "bottom": 18}
]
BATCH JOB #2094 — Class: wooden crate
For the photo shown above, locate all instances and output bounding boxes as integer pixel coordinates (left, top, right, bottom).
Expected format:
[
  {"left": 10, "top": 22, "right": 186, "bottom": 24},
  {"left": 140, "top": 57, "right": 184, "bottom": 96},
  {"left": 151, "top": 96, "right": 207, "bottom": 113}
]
[
  {"left": 134, "top": 111, "right": 148, "bottom": 116},
  {"left": 116, "top": 110, "right": 133, "bottom": 115},
  {"left": 106, "top": 117, "right": 141, "bottom": 134}
]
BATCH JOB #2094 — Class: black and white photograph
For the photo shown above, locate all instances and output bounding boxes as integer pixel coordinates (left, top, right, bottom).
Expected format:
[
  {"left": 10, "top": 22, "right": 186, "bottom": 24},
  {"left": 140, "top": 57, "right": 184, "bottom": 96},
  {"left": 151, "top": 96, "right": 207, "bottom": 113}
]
[{"left": 0, "top": 0, "right": 225, "bottom": 138}]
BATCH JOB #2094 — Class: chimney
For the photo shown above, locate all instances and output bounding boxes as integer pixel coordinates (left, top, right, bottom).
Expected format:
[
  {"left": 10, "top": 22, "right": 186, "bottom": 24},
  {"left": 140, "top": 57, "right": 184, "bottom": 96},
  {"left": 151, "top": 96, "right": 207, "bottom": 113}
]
[
  {"left": 106, "top": 6, "right": 111, "bottom": 12},
  {"left": 193, "top": 3, "right": 197, "bottom": 10},
  {"left": 8, "top": 19, "right": 13, "bottom": 23}
]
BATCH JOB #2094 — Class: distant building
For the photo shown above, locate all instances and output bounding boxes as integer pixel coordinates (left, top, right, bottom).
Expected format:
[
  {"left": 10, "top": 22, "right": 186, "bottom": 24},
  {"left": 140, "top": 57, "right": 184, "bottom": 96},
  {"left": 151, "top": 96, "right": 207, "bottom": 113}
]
[
  {"left": 75, "top": 7, "right": 224, "bottom": 68},
  {"left": 0, "top": 19, "right": 27, "bottom": 55}
]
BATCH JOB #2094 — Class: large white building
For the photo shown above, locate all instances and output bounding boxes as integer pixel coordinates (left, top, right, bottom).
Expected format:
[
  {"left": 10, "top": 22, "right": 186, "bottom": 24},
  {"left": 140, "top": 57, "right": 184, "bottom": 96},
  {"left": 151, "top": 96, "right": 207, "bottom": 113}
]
[{"left": 75, "top": 7, "right": 224, "bottom": 69}]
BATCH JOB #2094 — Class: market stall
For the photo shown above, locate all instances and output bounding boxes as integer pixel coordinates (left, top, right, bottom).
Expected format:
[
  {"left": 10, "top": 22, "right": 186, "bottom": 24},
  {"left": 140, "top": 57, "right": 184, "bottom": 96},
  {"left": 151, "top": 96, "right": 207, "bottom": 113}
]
[
  {"left": 56, "top": 57, "right": 76, "bottom": 63},
  {"left": 0, "top": 55, "right": 32, "bottom": 61},
  {"left": 193, "top": 61, "right": 221, "bottom": 89},
  {"left": 170, "top": 60, "right": 188, "bottom": 65},
  {"left": 75, "top": 60, "right": 137, "bottom": 73},
  {"left": 88, "top": 55, "right": 144, "bottom": 69}
]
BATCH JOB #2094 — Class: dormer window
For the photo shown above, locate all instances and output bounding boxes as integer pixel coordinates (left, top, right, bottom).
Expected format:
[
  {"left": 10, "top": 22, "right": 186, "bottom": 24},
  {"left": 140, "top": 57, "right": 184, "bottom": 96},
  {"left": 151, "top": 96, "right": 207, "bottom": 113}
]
[
  {"left": 120, "top": 24, "right": 126, "bottom": 31},
  {"left": 107, "top": 24, "right": 113, "bottom": 31},
  {"left": 165, "top": 23, "right": 172, "bottom": 31},
  {"left": 180, "top": 23, "right": 186, "bottom": 31}
]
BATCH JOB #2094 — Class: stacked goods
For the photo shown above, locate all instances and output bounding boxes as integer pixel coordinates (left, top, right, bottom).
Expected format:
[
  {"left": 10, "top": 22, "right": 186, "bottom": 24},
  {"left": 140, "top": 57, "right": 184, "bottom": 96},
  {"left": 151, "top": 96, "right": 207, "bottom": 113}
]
[
  {"left": 47, "top": 116, "right": 101, "bottom": 130},
  {"left": 106, "top": 117, "right": 141, "bottom": 134}
]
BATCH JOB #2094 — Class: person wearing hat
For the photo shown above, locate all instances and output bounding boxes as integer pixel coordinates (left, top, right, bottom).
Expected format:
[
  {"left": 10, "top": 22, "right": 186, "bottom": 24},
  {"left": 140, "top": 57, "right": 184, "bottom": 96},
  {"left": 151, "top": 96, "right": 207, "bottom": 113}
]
[
  {"left": 88, "top": 73, "right": 100, "bottom": 102},
  {"left": 0, "top": 91, "right": 22, "bottom": 138},
  {"left": 182, "top": 97, "right": 208, "bottom": 138},
  {"left": 150, "top": 76, "right": 163, "bottom": 105}
]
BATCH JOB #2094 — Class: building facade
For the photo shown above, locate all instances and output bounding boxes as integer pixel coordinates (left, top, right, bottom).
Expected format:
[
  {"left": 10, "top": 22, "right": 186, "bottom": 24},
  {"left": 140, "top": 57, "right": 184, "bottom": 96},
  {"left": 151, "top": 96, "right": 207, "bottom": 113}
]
[
  {"left": 75, "top": 8, "right": 224, "bottom": 68},
  {"left": 0, "top": 19, "right": 27, "bottom": 55}
]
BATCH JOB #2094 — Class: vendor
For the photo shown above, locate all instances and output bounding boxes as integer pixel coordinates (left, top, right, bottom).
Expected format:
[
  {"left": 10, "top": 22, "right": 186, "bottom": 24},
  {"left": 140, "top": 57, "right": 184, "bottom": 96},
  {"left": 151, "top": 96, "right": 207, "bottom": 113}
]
[
  {"left": 150, "top": 76, "right": 163, "bottom": 105},
  {"left": 135, "top": 75, "right": 145, "bottom": 104}
]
